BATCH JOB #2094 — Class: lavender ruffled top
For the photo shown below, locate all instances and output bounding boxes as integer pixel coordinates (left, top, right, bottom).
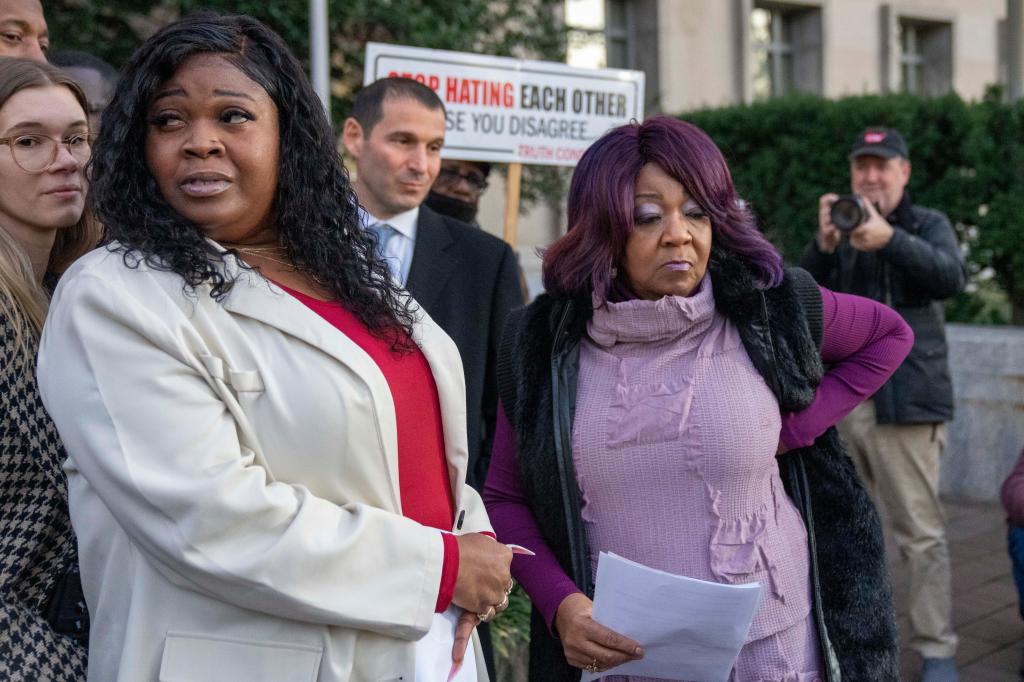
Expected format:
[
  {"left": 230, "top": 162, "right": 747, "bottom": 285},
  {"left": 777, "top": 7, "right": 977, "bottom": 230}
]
[{"left": 483, "top": 280, "right": 913, "bottom": 635}]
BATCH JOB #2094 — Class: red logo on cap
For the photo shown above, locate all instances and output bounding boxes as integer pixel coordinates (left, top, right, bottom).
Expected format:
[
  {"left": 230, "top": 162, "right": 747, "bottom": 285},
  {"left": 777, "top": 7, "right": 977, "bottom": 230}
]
[{"left": 864, "top": 132, "right": 886, "bottom": 143}]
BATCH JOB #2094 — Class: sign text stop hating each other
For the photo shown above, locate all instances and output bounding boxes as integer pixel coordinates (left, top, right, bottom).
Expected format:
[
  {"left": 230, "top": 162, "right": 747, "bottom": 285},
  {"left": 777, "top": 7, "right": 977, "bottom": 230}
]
[{"left": 364, "top": 43, "right": 645, "bottom": 167}]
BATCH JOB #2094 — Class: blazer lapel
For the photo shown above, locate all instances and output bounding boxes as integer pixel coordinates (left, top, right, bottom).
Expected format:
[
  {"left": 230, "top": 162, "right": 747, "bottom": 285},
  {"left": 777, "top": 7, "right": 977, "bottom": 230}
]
[
  {"left": 405, "top": 207, "right": 455, "bottom": 313},
  {"left": 216, "top": 250, "right": 403, "bottom": 509},
  {"left": 411, "top": 308, "right": 471, "bottom": 517}
]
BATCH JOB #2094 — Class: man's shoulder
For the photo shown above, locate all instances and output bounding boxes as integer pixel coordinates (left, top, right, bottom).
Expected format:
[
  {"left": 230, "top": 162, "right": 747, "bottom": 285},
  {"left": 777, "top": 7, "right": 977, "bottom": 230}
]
[
  {"left": 419, "top": 205, "right": 514, "bottom": 256},
  {"left": 908, "top": 203, "right": 952, "bottom": 229}
]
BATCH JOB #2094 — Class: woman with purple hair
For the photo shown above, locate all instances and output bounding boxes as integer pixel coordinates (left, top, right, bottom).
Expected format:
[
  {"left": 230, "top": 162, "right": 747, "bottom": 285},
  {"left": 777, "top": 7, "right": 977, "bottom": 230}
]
[{"left": 484, "top": 116, "right": 908, "bottom": 681}]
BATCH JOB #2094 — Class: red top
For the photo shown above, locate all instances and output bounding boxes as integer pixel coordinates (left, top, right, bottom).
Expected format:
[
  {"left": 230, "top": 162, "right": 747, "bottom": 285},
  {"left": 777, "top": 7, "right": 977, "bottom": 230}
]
[{"left": 278, "top": 284, "right": 458, "bottom": 611}]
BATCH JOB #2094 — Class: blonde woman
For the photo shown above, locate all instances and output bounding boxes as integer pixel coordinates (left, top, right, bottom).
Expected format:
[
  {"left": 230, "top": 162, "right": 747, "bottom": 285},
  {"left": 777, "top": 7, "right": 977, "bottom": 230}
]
[{"left": 0, "top": 56, "right": 97, "bottom": 680}]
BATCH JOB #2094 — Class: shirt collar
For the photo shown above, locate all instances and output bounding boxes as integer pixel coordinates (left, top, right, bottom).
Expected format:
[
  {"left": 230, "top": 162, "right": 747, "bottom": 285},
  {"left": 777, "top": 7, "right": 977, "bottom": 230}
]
[{"left": 359, "top": 205, "right": 420, "bottom": 240}]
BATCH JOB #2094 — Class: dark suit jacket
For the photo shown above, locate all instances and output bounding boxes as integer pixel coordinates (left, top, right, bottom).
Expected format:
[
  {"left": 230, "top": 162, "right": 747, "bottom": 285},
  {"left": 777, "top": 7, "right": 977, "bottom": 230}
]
[{"left": 406, "top": 205, "right": 525, "bottom": 490}]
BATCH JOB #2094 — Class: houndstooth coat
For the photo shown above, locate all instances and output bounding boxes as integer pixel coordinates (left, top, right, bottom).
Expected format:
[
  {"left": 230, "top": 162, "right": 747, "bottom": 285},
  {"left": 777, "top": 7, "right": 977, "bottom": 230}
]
[{"left": 0, "top": 311, "right": 87, "bottom": 680}]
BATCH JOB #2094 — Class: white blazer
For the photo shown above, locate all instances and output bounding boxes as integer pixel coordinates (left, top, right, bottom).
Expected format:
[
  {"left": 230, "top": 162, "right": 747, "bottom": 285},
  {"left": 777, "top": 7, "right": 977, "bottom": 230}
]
[{"left": 37, "top": 245, "right": 493, "bottom": 682}]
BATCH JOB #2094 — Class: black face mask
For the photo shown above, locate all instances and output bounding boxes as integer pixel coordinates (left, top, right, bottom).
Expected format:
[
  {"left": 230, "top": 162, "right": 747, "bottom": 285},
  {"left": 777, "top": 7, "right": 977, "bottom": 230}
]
[{"left": 424, "top": 190, "right": 479, "bottom": 225}]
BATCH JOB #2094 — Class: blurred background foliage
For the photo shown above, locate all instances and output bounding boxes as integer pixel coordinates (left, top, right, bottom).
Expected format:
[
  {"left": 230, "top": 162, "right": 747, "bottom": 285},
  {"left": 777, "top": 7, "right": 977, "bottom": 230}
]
[
  {"left": 685, "top": 88, "right": 1023, "bottom": 325},
  {"left": 45, "top": 0, "right": 566, "bottom": 206},
  {"left": 44, "top": 3, "right": 1021, "bottom": 321},
  {"left": 490, "top": 587, "right": 531, "bottom": 677}
]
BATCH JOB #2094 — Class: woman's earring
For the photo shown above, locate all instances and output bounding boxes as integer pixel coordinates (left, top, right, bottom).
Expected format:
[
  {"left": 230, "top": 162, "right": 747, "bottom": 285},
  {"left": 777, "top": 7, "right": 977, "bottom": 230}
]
[{"left": 611, "top": 265, "right": 618, "bottom": 278}]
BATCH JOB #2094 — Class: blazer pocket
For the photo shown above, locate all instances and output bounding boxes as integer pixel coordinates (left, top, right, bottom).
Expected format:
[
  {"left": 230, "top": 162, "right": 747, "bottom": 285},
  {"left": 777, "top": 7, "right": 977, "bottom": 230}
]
[
  {"left": 197, "top": 353, "right": 265, "bottom": 394},
  {"left": 228, "top": 369, "right": 264, "bottom": 393},
  {"left": 159, "top": 631, "right": 322, "bottom": 682}
]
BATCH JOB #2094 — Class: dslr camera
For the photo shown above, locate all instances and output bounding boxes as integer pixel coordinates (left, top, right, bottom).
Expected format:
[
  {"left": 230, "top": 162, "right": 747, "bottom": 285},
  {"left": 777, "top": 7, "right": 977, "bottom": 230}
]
[{"left": 829, "top": 195, "right": 870, "bottom": 232}]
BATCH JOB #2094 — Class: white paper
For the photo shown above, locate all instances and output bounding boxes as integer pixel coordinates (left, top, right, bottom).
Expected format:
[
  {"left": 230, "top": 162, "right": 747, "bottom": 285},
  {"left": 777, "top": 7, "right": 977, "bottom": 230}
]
[
  {"left": 581, "top": 552, "right": 762, "bottom": 682},
  {"left": 414, "top": 605, "right": 478, "bottom": 682}
]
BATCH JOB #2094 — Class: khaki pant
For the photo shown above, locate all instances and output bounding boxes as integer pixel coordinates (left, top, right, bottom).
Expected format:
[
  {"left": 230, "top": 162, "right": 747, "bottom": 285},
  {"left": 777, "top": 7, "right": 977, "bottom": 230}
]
[{"left": 838, "top": 400, "right": 958, "bottom": 659}]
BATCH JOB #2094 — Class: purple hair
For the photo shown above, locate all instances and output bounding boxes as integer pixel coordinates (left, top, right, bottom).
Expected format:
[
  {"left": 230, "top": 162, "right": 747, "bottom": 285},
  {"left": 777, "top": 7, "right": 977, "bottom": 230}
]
[{"left": 543, "top": 116, "right": 784, "bottom": 300}]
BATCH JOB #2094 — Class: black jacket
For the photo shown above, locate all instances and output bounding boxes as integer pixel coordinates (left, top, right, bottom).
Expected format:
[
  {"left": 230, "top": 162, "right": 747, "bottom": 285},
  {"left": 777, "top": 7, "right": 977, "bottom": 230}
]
[
  {"left": 800, "top": 194, "right": 965, "bottom": 423},
  {"left": 405, "top": 205, "right": 524, "bottom": 489},
  {"left": 497, "top": 255, "right": 899, "bottom": 682}
]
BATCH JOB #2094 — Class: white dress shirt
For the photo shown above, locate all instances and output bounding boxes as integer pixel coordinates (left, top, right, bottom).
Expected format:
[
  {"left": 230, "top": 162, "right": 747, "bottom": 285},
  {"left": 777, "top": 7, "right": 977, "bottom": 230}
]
[{"left": 360, "top": 206, "right": 419, "bottom": 286}]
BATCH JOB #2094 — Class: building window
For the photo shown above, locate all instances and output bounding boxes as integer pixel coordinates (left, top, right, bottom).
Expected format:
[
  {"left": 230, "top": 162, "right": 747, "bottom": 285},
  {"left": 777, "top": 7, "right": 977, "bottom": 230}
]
[
  {"left": 564, "top": 0, "right": 660, "bottom": 111},
  {"left": 564, "top": 0, "right": 638, "bottom": 70},
  {"left": 899, "top": 22, "right": 924, "bottom": 93},
  {"left": 605, "top": 0, "right": 630, "bottom": 69},
  {"left": 751, "top": 3, "right": 822, "bottom": 100},
  {"left": 898, "top": 18, "right": 952, "bottom": 95},
  {"left": 566, "top": 0, "right": 607, "bottom": 69},
  {"left": 751, "top": 8, "right": 792, "bottom": 98}
]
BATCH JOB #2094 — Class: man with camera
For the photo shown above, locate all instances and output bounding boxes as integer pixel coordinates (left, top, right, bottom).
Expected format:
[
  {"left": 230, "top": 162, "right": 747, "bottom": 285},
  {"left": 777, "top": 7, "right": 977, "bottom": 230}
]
[{"left": 801, "top": 127, "right": 966, "bottom": 682}]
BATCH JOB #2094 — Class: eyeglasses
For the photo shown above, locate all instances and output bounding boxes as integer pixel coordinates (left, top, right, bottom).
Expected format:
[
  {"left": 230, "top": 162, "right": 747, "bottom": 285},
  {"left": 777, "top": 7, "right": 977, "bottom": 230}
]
[
  {"left": 436, "top": 167, "right": 489, "bottom": 193},
  {"left": 0, "top": 132, "right": 94, "bottom": 173}
]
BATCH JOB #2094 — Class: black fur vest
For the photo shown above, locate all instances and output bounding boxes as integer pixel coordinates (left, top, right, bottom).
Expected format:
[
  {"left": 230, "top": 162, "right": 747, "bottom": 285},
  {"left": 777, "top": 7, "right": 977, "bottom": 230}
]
[{"left": 496, "top": 253, "right": 899, "bottom": 681}]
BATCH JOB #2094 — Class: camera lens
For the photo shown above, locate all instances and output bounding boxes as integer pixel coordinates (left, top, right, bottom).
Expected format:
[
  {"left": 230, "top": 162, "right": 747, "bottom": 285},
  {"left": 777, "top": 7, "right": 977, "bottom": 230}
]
[{"left": 830, "top": 195, "right": 865, "bottom": 232}]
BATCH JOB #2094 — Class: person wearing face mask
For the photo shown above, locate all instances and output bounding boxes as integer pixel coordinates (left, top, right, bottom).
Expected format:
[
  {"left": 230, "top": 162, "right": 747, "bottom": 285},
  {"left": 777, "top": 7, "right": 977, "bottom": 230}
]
[
  {"left": 484, "top": 116, "right": 912, "bottom": 681},
  {"left": 0, "top": 0, "right": 48, "bottom": 62},
  {"left": 37, "top": 14, "right": 511, "bottom": 682},
  {"left": 426, "top": 159, "right": 530, "bottom": 302},
  {"left": 0, "top": 56, "right": 97, "bottom": 680},
  {"left": 426, "top": 159, "right": 491, "bottom": 227},
  {"left": 801, "top": 127, "right": 966, "bottom": 682},
  {"left": 342, "top": 79, "right": 524, "bottom": 501}
]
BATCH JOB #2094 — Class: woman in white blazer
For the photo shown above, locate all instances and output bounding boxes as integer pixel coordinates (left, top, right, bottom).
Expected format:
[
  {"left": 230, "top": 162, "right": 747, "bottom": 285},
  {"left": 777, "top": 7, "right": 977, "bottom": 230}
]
[{"left": 36, "top": 14, "right": 512, "bottom": 682}]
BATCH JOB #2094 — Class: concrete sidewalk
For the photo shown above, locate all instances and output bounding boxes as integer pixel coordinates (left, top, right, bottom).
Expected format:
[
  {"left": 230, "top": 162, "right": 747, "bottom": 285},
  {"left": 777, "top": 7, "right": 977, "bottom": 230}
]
[{"left": 895, "top": 498, "right": 1023, "bottom": 681}]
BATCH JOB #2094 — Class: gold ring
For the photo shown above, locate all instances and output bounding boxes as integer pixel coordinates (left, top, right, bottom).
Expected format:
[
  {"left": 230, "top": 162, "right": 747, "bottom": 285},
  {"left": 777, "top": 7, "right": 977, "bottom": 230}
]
[
  {"left": 506, "top": 578, "right": 516, "bottom": 594},
  {"left": 477, "top": 605, "right": 497, "bottom": 623},
  {"left": 584, "top": 659, "right": 600, "bottom": 673},
  {"left": 495, "top": 593, "right": 510, "bottom": 613}
]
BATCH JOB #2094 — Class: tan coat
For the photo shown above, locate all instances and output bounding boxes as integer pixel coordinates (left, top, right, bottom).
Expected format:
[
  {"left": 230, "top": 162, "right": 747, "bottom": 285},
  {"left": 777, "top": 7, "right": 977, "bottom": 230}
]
[{"left": 37, "top": 245, "right": 491, "bottom": 682}]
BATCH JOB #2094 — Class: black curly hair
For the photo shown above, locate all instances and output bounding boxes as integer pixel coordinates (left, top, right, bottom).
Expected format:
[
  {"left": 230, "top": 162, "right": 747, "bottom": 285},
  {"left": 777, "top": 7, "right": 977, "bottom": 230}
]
[{"left": 88, "top": 12, "right": 415, "bottom": 346}]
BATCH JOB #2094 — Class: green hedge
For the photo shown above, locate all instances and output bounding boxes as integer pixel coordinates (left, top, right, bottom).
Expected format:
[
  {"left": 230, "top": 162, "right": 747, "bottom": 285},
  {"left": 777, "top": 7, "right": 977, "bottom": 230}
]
[{"left": 682, "top": 90, "right": 1024, "bottom": 325}]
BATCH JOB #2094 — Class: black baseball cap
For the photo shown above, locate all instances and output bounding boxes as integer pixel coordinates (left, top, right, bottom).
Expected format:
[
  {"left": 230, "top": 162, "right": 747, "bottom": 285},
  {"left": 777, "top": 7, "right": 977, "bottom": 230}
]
[{"left": 849, "top": 127, "right": 909, "bottom": 160}]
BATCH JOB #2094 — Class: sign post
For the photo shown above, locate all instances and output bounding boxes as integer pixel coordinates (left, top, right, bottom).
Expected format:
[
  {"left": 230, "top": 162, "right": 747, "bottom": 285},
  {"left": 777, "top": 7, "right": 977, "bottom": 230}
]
[
  {"left": 503, "top": 163, "right": 523, "bottom": 245},
  {"left": 309, "top": 0, "right": 330, "bottom": 121},
  {"left": 363, "top": 44, "right": 644, "bottom": 246}
]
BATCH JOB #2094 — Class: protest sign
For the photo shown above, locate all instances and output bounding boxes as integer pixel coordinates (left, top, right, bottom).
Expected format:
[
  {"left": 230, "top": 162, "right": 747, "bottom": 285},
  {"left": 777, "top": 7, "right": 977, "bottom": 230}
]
[{"left": 363, "top": 43, "right": 645, "bottom": 168}]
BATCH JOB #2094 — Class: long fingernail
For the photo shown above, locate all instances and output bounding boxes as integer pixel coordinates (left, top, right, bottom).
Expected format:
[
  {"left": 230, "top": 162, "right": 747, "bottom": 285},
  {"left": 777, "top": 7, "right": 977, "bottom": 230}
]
[{"left": 507, "top": 544, "right": 536, "bottom": 556}]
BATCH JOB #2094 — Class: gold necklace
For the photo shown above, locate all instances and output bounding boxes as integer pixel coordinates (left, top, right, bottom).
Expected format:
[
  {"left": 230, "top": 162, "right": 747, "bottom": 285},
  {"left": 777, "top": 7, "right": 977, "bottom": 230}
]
[
  {"left": 228, "top": 244, "right": 287, "bottom": 255},
  {"left": 228, "top": 245, "right": 329, "bottom": 286},
  {"left": 232, "top": 247, "right": 297, "bottom": 271}
]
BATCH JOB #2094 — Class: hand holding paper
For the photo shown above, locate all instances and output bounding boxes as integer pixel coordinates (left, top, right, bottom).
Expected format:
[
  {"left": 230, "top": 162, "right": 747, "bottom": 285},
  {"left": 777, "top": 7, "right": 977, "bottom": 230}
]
[
  {"left": 580, "top": 552, "right": 762, "bottom": 682},
  {"left": 448, "top": 543, "right": 535, "bottom": 679},
  {"left": 554, "top": 593, "right": 645, "bottom": 672}
]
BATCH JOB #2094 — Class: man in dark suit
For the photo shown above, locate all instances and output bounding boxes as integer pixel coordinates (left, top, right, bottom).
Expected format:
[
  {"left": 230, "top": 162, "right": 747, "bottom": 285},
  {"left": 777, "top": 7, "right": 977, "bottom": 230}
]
[
  {"left": 343, "top": 77, "right": 522, "bottom": 678},
  {"left": 342, "top": 76, "right": 523, "bottom": 493}
]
